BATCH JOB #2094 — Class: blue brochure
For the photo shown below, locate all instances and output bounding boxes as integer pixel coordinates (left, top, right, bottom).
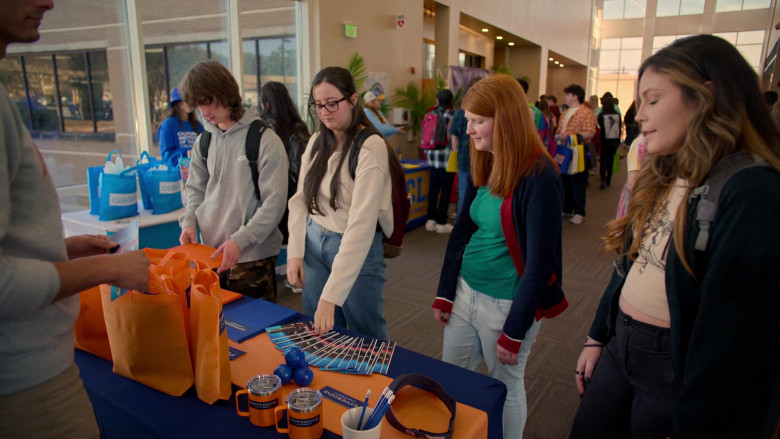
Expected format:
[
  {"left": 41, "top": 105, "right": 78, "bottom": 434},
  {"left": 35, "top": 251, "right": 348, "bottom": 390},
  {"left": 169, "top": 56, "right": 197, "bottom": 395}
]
[{"left": 223, "top": 298, "right": 298, "bottom": 343}]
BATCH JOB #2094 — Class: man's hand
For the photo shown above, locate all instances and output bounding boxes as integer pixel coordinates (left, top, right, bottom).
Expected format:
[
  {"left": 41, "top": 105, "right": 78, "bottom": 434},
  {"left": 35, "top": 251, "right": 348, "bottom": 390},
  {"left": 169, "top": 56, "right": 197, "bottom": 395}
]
[
  {"left": 211, "top": 239, "right": 240, "bottom": 274},
  {"left": 65, "top": 235, "right": 117, "bottom": 259},
  {"left": 179, "top": 227, "right": 197, "bottom": 245},
  {"left": 110, "top": 250, "right": 152, "bottom": 292}
]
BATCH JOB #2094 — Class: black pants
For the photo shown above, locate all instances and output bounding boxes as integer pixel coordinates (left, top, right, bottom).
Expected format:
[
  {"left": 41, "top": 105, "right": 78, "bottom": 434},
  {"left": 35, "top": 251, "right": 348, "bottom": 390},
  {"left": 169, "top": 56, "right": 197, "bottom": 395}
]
[
  {"left": 562, "top": 172, "right": 588, "bottom": 216},
  {"left": 569, "top": 310, "right": 680, "bottom": 439},
  {"left": 600, "top": 140, "right": 620, "bottom": 186},
  {"left": 427, "top": 167, "right": 455, "bottom": 224}
]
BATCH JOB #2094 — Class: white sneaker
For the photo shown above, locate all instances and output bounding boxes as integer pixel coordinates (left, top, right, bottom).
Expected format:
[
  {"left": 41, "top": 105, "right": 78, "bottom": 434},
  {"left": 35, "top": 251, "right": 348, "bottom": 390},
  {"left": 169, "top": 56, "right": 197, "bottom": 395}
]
[
  {"left": 284, "top": 278, "right": 302, "bottom": 294},
  {"left": 435, "top": 223, "right": 454, "bottom": 234},
  {"left": 425, "top": 219, "right": 437, "bottom": 231},
  {"left": 570, "top": 214, "right": 585, "bottom": 225}
]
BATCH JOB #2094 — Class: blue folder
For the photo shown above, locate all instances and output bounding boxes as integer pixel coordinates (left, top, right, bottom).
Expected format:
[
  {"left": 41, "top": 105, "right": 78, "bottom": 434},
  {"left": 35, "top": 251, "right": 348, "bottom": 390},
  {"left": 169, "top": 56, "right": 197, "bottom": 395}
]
[{"left": 223, "top": 298, "right": 298, "bottom": 343}]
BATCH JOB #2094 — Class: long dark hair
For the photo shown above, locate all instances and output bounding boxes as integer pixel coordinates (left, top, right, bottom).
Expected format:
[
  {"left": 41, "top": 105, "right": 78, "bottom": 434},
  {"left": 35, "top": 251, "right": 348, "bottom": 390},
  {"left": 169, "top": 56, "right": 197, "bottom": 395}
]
[
  {"left": 603, "top": 34, "right": 780, "bottom": 274},
  {"left": 260, "top": 81, "right": 309, "bottom": 145},
  {"left": 165, "top": 101, "right": 200, "bottom": 133},
  {"left": 303, "top": 66, "right": 402, "bottom": 215}
]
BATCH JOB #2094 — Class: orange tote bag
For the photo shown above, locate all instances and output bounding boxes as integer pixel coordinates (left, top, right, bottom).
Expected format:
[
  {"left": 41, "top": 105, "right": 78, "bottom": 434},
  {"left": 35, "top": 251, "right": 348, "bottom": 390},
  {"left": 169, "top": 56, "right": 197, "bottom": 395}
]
[
  {"left": 100, "top": 272, "right": 194, "bottom": 396},
  {"left": 189, "top": 269, "right": 232, "bottom": 404},
  {"left": 73, "top": 286, "right": 112, "bottom": 361}
]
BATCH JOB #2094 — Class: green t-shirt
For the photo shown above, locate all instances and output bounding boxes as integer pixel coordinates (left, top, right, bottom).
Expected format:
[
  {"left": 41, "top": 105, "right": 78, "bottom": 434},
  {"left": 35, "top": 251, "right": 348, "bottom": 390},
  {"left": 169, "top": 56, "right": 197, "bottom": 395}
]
[{"left": 461, "top": 187, "right": 520, "bottom": 300}]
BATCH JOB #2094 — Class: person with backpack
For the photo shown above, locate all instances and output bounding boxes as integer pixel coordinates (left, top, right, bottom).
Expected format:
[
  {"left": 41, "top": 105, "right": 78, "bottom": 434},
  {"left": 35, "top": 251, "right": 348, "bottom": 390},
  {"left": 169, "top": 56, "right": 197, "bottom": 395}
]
[
  {"left": 259, "top": 81, "right": 311, "bottom": 244},
  {"left": 570, "top": 35, "right": 780, "bottom": 439},
  {"left": 597, "top": 95, "right": 621, "bottom": 189},
  {"left": 157, "top": 87, "right": 203, "bottom": 166},
  {"left": 286, "top": 67, "right": 403, "bottom": 340},
  {"left": 422, "top": 89, "right": 456, "bottom": 233},
  {"left": 178, "top": 60, "right": 288, "bottom": 302},
  {"left": 432, "top": 75, "right": 567, "bottom": 439}
]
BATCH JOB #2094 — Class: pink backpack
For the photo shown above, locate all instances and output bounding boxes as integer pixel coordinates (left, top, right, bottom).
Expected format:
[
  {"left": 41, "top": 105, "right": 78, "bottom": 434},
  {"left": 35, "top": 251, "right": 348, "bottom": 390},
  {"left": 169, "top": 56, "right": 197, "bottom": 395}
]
[{"left": 420, "top": 108, "right": 447, "bottom": 150}]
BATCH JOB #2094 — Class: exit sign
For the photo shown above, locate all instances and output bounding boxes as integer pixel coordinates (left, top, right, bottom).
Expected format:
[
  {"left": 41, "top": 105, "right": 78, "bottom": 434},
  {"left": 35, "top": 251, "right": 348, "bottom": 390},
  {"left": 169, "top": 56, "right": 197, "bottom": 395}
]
[{"left": 343, "top": 23, "right": 357, "bottom": 38}]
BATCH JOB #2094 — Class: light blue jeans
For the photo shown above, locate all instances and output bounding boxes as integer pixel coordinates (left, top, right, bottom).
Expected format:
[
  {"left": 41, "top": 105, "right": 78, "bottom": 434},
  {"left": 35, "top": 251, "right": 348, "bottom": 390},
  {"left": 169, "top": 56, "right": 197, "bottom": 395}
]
[
  {"left": 442, "top": 276, "right": 542, "bottom": 439},
  {"left": 302, "top": 217, "right": 388, "bottom": 340}
]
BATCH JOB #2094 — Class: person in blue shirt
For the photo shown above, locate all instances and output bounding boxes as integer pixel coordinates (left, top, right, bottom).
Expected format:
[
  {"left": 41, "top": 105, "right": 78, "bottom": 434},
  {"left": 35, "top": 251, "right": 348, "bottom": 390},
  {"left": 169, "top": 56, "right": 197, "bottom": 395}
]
[
  {"left": 157, "top": 87, "right": 203, "bottom": 165},
  {"left": 363, "top": 90, "right": 405, "bottom": 138}
]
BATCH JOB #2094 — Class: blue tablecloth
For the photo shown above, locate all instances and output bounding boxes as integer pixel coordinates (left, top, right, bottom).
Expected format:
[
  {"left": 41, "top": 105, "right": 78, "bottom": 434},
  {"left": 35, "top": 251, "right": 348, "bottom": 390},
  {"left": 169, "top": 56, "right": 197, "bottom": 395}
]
[{"left": 75, "top": 299, "right": 506, "bottom": 438}]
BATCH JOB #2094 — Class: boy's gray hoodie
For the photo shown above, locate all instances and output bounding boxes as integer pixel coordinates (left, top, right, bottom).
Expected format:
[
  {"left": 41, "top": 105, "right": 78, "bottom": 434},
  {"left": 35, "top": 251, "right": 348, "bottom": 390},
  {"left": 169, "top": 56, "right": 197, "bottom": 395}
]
[{"left": 181, "top": 107, "right": 288, "bottom": 263}]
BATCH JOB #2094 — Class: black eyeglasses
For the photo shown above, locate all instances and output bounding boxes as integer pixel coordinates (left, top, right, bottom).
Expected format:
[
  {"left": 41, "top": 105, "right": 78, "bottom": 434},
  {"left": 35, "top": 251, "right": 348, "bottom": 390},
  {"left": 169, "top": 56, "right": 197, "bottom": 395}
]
[{"left": 309, "top": 97, "right": 348, "bottom": 114}]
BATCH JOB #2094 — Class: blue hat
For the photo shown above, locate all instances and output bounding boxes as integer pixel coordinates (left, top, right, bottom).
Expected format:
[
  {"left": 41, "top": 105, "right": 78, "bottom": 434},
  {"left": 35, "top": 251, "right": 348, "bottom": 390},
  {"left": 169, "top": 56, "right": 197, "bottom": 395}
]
[{"left": 169, "top": 88, "right": 182, "bottom": 106}]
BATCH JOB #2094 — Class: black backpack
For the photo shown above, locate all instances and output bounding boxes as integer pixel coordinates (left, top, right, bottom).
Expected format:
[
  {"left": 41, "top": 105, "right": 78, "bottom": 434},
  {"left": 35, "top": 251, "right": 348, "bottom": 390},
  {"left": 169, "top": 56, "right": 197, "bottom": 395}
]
[
  {"left": 199, "top": 119, "right": 267, "bottom": 200},
  {"left": 345, "top": 127, "right": 411, "bottom": 258}
]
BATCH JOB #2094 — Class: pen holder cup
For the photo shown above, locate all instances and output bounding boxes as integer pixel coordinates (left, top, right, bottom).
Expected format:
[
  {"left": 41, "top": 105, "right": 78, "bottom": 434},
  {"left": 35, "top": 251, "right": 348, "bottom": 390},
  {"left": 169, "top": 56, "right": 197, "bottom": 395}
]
[{"left": 341, "top": 406, "right": 382, "bottom": 439}]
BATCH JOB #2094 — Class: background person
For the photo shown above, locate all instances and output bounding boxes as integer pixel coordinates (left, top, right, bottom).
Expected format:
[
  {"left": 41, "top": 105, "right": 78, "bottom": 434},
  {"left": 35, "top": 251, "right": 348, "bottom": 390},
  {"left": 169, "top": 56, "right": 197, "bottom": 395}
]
[
  {"left": 555, "top": 84, "right": 597, "bottom": 225},
  {"left": 179, "top": 60, "right": 288, "bottom": 302},
  {"left": 597, "top": 95, "right": 622, "bottom": 189},
  {"left": 0, "top": 1, "right": 150, "bottom": 437},
  {"left": 157, "top": 87, "right": 203, "bottom": 166},
  {"left": 432, "top": 74, "right": 567, "bottom": 439},
  {"left": 286, "top": 66, "right": 401, "bottom": 339},
  {"left": 570, "top": 34, "right": 780, "bottom": 439},
  {"left": 363, "top": 90, "right": 405, "bottom": 139},
  {"left": 424, "top": 89, "right": 456, "bottom": 234}
]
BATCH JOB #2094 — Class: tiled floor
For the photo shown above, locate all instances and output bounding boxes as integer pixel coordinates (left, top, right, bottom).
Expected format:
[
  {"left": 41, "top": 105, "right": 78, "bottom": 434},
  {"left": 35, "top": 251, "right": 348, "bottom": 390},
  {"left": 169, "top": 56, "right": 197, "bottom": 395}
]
[{"left": 277, "top": 164, "right": 628, "bottom": 439}]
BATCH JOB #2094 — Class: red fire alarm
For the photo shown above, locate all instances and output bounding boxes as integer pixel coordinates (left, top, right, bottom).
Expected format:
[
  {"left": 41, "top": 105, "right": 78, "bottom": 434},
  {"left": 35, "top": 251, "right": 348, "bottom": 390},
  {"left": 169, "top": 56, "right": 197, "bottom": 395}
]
[{"left": 411, "top": 67, "right": 415, "bottom": 74}]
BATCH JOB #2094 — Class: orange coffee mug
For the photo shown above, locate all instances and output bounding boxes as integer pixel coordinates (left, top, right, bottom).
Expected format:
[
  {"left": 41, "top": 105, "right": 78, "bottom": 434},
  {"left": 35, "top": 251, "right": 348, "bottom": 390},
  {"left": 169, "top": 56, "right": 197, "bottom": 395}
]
[
  {"left": 235, "top": 374, "right": 282, "bottom": 427},
  {"left": 275, "top": 387, "right": 323, "bottom": 439}
]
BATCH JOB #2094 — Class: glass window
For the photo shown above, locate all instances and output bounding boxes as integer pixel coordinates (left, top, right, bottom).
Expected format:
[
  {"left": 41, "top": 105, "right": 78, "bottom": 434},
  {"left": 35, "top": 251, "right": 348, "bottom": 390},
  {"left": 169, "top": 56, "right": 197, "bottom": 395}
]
[
  {"left": 243, "top": 40, "right": 259, "bottom": 108},
  {"left": 657, "top": 0, "right": 704, "bottom": 16},
  {"left": 0, "top": 56, "right": 32, "bottom": 127},
  {"left": 714, "top": 30, "right": 765, "bottom": 72},
  {"left": 283, "top": 37, "right": 298, "bottom": 100},
  {"left": 716, "top": 0, "right": 770, "bottom": 12},
  {"left": 652, "top": 34, "right": 693, "bottom": 54},
  {"left": 25, "top": 55, "right": 59, "bottom": 133},
  {"left": 145, "top": 47, "right": 167, "bottom": 135},
  {"left": 56, "top": 53, "right": 88, "bottom": 133},
  {"left": 89, "top": 51, "right": 113, "bottom": 134},
  {"left": 209, "top": 42, "right": 229, "bottom": 68},
  {"left": 167, "top": 43, "right": 209, "bottom": 92},
  {"left": 423, "top": 41, "right": 435, "bottom": 80},
  {"left": 603, "top": 0, "right": 646, "bottom": 19}
]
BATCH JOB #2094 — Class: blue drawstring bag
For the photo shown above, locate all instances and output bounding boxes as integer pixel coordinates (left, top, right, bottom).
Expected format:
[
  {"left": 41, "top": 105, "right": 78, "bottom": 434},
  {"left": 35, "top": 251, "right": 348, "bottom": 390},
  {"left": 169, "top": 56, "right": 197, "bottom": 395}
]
[
  {"left": 87, "top": 149, "right": 122, "bottom": 215},
  {"left": 142, "top": 158, "right": 183, "bottom": 214},
  {"left": 99, "top": 166, "right": 139, "bottom": 221},
  {"left": 136, "top": 151, "right": 160, "bottom": 210}
]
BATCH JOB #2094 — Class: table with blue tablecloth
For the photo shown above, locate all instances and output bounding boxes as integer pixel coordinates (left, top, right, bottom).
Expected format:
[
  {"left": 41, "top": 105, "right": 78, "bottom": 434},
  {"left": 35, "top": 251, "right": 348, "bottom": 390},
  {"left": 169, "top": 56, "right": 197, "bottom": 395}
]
[{"left": 75, "top": 297, "right": 506, "bottom": 439}]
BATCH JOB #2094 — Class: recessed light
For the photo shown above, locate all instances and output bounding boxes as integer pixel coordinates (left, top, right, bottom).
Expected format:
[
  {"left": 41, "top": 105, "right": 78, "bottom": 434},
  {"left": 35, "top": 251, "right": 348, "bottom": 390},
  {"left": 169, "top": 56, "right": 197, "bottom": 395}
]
[
  {"left": 482, "top": 28, "right": 489, "bottom": 32},
  {"left": 508, "top": 42, "right": 515, "bottom": 46},
  {"left": 548, "top": 57, "right": 554, "bottom": 61},
  {"left": 554, "top": 61, "right": 559, "bottom": 65},
  {"left": 559, "top": 64, "right": 564, "bottom": 67},
  {"left": 496, "top": 36, "right": 503, "bottom": 40}
]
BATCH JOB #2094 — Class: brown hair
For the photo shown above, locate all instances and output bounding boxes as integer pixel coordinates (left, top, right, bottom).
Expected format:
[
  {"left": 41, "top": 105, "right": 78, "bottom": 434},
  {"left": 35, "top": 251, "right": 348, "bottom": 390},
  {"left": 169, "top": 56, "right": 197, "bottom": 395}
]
[
  {"left": 603, "top": 35, "right": 780, "bottom": 274},
  {"left": 179, "top": 59, "right": 245, "bottom": 123},
  {"left": 462, "top": 74, "right": 555, "bottom": 197}
]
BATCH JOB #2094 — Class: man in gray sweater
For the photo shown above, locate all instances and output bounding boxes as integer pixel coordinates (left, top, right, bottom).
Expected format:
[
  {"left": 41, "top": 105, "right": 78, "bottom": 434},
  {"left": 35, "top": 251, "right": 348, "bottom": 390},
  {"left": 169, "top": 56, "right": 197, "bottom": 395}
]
[
  {"left": 178, "top": 60, "right": 288, "bottom": 302},
  {"left": 0, "top": 1, "right": 151, "bottom": 436}
]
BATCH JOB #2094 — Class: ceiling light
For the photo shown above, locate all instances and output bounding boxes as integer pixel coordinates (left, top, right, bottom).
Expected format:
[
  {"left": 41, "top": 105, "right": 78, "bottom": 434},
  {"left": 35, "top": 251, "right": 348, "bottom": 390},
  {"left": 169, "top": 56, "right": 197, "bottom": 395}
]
[
  {"left": 554, "top": 61, "right": 559, "bottom": 65},
  {"left": 482, "top": 28, "right": 489, "bottom": 32},
  {"left": 508, "top": 42, "right": 515, "bottom": 46},
  {"left": 548, "top": 57, "right": 554, "bottom": 61},
  {"left": 559, "top": 64, "right": 564, "bottom": 67},
  {"left": 496, "top": 36, "right": 503, "bottom": 40}
]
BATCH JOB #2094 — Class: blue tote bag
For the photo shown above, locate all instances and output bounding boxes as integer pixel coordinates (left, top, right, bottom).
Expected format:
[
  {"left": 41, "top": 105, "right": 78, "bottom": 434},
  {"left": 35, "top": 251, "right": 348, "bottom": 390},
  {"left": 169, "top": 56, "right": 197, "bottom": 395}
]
[
  {"left": 136, "top": 151, "right": 160, "bottom": 210},
  {"left": 88, "top": 149, "right": 122, "bottom": 215},
  {"left": 98, "top": 166, "right": 139, "bottom": 221},
  {"left": 143, "top": 162, "right": 183, "bottom": 215},
  {"left": 554, "top": 143, "right": 572, "bottom": 174}
]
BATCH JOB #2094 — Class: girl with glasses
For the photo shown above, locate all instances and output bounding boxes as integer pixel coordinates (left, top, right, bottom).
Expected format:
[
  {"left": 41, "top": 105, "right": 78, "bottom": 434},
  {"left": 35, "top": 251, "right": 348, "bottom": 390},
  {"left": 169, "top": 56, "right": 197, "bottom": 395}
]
[{"left": 286, "top": 67, "right": 401, "bottom": 339}]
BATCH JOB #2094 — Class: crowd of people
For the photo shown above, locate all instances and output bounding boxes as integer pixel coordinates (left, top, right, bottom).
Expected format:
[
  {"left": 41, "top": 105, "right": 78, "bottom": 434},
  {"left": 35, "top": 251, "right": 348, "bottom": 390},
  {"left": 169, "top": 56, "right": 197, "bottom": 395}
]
[{"left": 2, "top": 2, "right": 779, "bottom": 438}]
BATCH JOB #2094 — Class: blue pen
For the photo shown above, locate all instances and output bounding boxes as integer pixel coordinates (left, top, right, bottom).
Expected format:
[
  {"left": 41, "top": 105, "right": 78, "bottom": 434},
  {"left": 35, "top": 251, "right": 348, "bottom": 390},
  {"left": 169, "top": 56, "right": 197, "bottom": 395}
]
[
  {"left": 357, "top": 389, "right": 371, "bottom": 430},
  {"left": 366, "top": 394, "right": 395, "bottom": 429}
]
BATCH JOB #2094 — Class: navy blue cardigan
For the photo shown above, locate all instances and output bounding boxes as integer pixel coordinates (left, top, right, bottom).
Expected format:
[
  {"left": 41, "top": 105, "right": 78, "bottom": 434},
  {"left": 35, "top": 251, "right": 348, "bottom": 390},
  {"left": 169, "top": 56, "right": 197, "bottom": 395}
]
[{"left": 433, "top": 159, "right": 568, "bottom": 353}]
